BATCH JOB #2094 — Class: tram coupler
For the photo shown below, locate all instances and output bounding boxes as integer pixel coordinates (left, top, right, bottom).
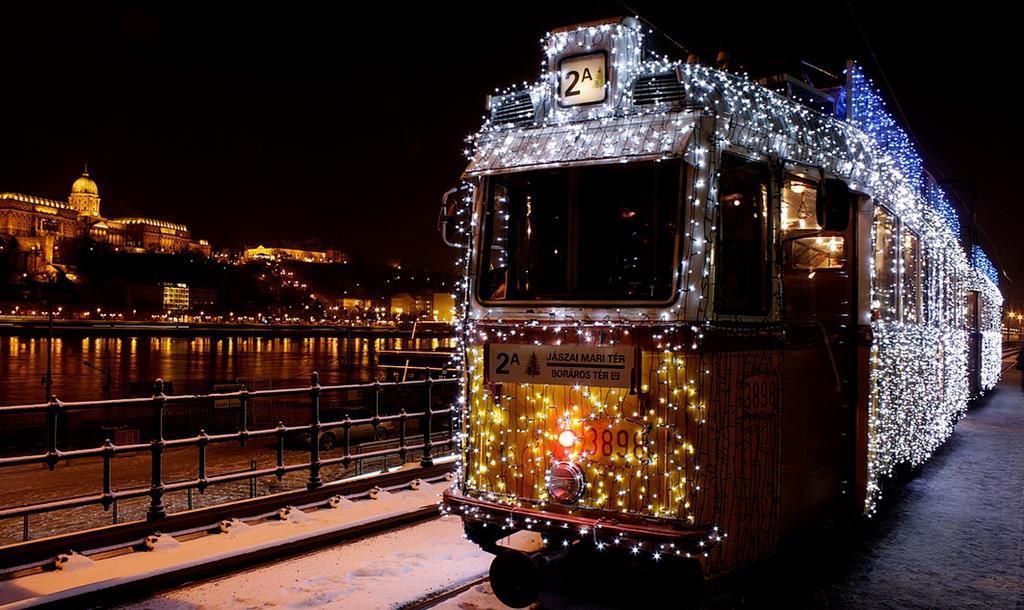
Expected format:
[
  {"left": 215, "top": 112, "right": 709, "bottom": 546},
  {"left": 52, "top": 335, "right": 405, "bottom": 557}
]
[{"left": 488, "top": 545, "right": 565, "bottom": 609}]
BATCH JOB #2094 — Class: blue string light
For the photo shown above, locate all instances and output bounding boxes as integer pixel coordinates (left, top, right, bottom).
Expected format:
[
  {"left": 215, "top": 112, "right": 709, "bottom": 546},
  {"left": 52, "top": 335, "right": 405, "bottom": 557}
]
[
  {"left": 846, "top": 64, "right": 923, "bottom": 194},
  {"left": 845, "top": 64, "right": 963, "bottom": 238},
  {"left": 972, "top": 245, "right": 999, "bottom": 286},
  {"left": 925, "top": 180, "right": 962, "bottom": 239}
]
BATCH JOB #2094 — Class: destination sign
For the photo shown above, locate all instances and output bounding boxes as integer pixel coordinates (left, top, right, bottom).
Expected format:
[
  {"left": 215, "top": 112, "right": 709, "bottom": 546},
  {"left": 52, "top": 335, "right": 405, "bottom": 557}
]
[
  {"left": 485, "top": 343, "right": 635, "bottom": 388},
  {"left": 558, "top": 52, "right": 608, "bottom": 106}
]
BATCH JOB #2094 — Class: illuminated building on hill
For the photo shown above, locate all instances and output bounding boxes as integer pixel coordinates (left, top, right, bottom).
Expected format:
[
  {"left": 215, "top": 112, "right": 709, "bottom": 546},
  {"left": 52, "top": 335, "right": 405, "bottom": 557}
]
[
  {"left": 243, "top": 244, "right": 348, "bottom": 264},
  {"left": 0, "top": 167, "right": 210, "bottom": 276}
]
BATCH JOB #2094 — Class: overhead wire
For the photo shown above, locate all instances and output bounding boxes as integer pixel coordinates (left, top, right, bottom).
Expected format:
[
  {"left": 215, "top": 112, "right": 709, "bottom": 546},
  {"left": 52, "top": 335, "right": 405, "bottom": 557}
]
[{"left": 613, "top": 0, "right": 691, "bottom": 55}]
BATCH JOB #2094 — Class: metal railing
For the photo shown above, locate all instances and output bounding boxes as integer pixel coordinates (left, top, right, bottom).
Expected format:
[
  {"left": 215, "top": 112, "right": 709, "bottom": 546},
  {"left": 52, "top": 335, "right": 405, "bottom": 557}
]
[{"left": 0, "top": 373, "right": 457, "bottom": 541}]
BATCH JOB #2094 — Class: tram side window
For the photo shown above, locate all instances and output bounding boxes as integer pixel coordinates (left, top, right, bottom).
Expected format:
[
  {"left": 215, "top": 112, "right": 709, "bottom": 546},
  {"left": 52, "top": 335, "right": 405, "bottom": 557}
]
[
  {"left": 781, "top": 176, "right": 844, "bottom": 270},
  {"left": 716, "top": 155, "right": 771, "bottom": 316},
  {"left": 901, "top": 228, "right": 921, "bottom": 323},
  {"left": 921, "top": 246, "right": 933, "bottom": 322},
  {"left": 872, "top": 206, "right": 899, "bottom": 320},
  {"left": 781, "top": 176, "right": 820, "bottom": 231},
  {"left": 950, "top": 270, "right": 965, "bottom": 328},
  {"left": 966, "top": 291, "right": 979, "bottom": 331}
]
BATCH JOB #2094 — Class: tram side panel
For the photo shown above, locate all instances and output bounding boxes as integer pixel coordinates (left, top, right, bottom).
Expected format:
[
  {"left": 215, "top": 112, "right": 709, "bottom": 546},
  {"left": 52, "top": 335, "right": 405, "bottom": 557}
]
[{"left": 695, "top": 330, "right": 784, "bottom": 574}]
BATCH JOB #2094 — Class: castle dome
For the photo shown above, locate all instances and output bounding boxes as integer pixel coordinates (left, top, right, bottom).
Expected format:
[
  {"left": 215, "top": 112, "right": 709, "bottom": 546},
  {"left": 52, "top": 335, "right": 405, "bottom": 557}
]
[{"left": 71, "top": 166, "right": 99, "bottom": 196}]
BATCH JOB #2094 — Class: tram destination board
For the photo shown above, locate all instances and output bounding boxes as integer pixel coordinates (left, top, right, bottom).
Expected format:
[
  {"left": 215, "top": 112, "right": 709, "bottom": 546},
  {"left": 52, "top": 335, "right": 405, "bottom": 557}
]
[
  {"left": 484, "top": 343, "right": 636, "bottom": 388},
  {"left": 558, "top": 51, "right": 608, "bottom": 106}
]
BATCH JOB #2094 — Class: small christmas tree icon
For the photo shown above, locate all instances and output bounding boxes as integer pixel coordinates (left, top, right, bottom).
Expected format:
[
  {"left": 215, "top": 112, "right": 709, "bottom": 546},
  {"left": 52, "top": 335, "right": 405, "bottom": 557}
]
[
  {"left": 594, "top": 67, "right": 605, "bottom": 89},
  {"left": 525, "top": 353, "right": 542, "bottom": 377}
]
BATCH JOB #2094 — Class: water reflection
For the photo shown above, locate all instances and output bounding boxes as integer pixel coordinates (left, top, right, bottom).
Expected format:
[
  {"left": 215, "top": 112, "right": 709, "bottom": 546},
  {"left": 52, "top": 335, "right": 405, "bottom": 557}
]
[{"left": 0, "top": 335, "right": 447, "bottom": 405}]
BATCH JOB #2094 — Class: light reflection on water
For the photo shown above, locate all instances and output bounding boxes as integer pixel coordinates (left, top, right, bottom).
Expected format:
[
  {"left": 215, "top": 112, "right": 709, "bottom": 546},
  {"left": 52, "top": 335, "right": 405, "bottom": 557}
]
[
  {"left": 0, "top": 335, "right": 447, "bottom": 405},
  {"left": 0, "top": 333, "right": 451, "bottom": 544}
]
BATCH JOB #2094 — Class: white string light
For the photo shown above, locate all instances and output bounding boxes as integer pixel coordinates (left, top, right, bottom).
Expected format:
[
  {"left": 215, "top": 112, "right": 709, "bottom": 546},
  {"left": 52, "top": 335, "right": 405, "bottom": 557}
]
[{"left": 444, "top": 18, "right": 1003, "bottom": 563}]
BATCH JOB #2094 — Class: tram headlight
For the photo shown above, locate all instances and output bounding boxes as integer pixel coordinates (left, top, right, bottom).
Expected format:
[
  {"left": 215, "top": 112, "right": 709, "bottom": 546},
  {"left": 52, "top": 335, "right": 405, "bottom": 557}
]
[
  {"left": 557, "top": 429, "right": 577, "bottom": 449},
  {"left": 547, "top": 461, "right": 585, "bottom": 503}
]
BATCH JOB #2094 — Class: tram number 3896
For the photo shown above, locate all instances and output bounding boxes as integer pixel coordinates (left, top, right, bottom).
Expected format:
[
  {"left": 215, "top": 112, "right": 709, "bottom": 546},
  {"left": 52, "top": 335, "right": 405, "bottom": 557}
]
[
  {"left": 739, "top": 373, "right": 780, "bottom": 417},
  {"left": 582, "top": 419, "right": 647, "bottom": 462}
]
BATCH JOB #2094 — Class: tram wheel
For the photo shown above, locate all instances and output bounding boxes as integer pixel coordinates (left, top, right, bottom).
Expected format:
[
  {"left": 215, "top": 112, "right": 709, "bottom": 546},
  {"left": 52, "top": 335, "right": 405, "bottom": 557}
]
[{"left": 489, "top": 549, "right": 545, "bottom": 608}]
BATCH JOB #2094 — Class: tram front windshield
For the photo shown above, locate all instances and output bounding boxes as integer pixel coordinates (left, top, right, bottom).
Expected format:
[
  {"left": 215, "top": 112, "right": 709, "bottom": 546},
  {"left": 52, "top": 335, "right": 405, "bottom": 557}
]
[{"left": 479, "top": 161, "right": 680, "bottom": 302}]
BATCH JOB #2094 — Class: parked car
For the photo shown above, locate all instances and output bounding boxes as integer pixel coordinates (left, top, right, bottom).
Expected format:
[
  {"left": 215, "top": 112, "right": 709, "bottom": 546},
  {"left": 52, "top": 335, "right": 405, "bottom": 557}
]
[{"left": 289, "top": 407, "right": 397, "bottom": 451}]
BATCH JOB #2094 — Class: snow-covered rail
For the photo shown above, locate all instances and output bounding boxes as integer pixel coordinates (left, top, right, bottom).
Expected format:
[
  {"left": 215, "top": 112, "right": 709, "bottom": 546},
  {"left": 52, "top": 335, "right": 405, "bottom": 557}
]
[
  {"left": 0, "top": 468, "right": 464, "bottom": 609},
  {"left": 122, "top": 513, "right": 493, "bottom": 610},
  {"left": 398, "top": 576, "right": 490, "bottom": 610}
]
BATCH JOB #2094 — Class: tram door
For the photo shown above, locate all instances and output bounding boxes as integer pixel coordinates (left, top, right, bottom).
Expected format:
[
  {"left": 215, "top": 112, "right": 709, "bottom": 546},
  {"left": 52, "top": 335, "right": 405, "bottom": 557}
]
[
  {"left": 778, "top": 171, "right": 857, "bottom": 535},
  {"left": 967, "top": 291, "right": 980, "bottom": 398}
]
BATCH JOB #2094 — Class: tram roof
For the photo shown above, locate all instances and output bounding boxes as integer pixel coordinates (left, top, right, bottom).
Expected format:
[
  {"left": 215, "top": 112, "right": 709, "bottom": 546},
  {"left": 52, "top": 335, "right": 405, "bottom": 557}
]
[
  {"left": 464, "top": 112, "right": 695, "bottom": 176},
  {"left": 466, "top": 63, "right": 876, "bottom": 188},
  {"left": 460, "top": 18, "right": 1001, "bottom": 300},
  {"left": 464, "top": 19, "right": 913, "bottom": 226}
]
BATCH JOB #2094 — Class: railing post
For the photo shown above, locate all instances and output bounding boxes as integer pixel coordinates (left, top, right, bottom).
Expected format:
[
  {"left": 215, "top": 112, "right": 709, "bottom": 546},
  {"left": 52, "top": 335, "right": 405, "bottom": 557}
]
[
  {"left": 147, "top": 379, "right": 167, "bottom": 521},
  {"left": 341, "top": 415, "right": 352, "bottom": 469},
  {"left": 101, "top": 439, "right": 114, "bottom": 511},
  {"left": 399, "top": 408, "right": 408, "bottom": 462},
  {"left": 276, "top": 423, "right": 285, "bottom": 481},
  {"left": 307, "top": 372, "right": 323, "bottom": 490},
  {"left": 373, "top": 380, "right": 380, "bottom": 416},
  {"left": 198, "top": 429, "right": 208, "bottom": 494},
  {"left": 44, "top": 396, "right": 60, "bottom": 471},
  {"left": 239, "top": 390, "right": 249, "bottom": 447},
  {"left": 420, "top": 378, "right": 434, "bottom": 467}
]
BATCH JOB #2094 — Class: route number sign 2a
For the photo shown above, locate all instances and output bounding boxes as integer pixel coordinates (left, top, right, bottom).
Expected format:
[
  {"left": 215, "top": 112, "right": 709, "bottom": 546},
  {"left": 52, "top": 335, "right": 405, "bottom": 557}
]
[
  {"left": 559, "top": 52, "right": 608, "bottom": 106},
  {"left": 484, "top": 343, "right": 635, "bottom": 388}
]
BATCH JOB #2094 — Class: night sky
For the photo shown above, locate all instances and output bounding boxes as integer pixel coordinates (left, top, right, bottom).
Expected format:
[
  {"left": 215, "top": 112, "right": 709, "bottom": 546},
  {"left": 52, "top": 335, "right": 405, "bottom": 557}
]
[{"left": 2, "top": 2, "right": 1019, "bottom": 297}]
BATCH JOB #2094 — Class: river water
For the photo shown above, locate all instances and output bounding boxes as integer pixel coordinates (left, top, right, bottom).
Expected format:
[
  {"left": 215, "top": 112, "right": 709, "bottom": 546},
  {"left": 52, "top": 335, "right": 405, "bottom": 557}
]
[
  {"left": 0, "top": 333, "right": 454, "bottom": 545},
  {"left": 0, "top": 334, "right": 448, "bottom": 405}
]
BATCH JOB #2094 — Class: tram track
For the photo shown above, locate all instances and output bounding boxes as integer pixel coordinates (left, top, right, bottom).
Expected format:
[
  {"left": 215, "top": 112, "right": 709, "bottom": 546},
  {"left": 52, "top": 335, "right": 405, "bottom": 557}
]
[
  {"left": 1001, "top": 346, "right": 1020, "bottom": 372},
  {"left": 398, "top": 576, "right": 490, "bottom": 610}
]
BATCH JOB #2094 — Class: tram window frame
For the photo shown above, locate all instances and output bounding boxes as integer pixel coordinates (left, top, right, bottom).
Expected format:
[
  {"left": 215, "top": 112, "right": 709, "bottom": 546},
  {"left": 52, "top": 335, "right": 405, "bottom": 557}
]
[
  {"left": 781, "top": 174, "right": 847, "bottom": 272},
  {"left": 780, "top": 174, "right": 820, "bottom": 232},
  {"left": 475, "top": 160, "right": 684, "bottom": 306},
  {"left": 713, "top": 153, "right": 773, "bottom": 317},
  {"left": 966, "top": 290, "right": 979, "bottom": 332},
  {"left": 900, "top": 227, "right": 922, "bottom": 323},
  {"left": 871, "top": 204, "right": 900, "bottom": 321},
  {"left": 921, "top": 240, "right": 933, "bottom": 323}
]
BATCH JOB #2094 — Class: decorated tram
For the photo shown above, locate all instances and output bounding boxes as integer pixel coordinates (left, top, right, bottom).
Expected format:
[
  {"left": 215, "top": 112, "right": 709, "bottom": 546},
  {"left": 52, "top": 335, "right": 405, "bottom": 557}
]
[{"left": 439, "top": 17, "right": 1003, "bottom": 606}]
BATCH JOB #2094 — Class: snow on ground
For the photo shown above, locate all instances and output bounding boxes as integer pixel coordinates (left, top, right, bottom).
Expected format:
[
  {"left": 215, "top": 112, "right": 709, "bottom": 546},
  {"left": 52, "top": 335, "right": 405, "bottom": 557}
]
[
  {"left": 127, "top": 516, "right": 490, "bottom": 610},
  {"left": 0, "top": 477, "right": 477, "bottom": 610}
]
